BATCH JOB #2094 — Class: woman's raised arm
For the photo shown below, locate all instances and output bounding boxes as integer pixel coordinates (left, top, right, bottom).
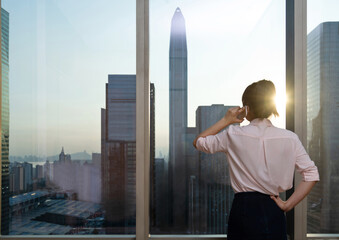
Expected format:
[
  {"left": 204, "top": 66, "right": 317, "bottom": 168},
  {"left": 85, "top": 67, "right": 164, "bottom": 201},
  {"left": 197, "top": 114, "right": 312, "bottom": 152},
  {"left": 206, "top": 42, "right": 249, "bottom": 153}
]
[{"left": 193, "top": 106, "right": 245, "bottom": 148}]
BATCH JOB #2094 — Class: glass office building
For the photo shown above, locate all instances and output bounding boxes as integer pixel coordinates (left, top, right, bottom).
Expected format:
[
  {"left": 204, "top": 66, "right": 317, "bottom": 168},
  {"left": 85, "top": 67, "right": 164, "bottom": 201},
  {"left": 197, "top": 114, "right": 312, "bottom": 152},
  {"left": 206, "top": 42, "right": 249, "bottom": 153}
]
[
  {"left": 1, "top": 7, "right": 9, "bottom": 235},
  {"left": 307, "top": 21, "right": 339, "bottom": 233},
  {"left": 195, "top": 105, "right": 236, "bottom": 234},
  {"left": 101, "top": 75, "right": 137, "bottom": 233}
]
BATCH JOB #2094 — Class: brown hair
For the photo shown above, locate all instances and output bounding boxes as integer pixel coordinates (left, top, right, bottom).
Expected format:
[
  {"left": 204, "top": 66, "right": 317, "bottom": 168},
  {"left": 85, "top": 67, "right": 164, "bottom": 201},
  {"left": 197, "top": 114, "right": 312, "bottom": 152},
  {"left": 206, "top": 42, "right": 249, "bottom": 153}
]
[{"left": 242, "top": 80, "right": 279, "bottom": 118}]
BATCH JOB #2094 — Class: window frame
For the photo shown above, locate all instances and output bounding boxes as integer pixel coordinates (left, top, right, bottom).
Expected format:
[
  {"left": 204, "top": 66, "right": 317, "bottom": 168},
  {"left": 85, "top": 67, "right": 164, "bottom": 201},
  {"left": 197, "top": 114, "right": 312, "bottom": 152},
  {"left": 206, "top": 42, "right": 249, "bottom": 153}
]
[{"left": 1, "top": 0, "right": 339, "bottom": 239}]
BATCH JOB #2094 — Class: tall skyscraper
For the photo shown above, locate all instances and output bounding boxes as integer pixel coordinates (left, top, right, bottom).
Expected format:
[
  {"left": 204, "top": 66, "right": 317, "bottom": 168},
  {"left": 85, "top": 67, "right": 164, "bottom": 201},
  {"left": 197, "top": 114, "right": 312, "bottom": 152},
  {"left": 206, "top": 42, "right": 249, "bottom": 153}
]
[
  {"left": 1, "top": 7, "right": 10, "bottom": 235},
  {"left": 307, "top": 22, "right": 339, "bottom": 233},
  {"left": 150, "top": 83, "right": 158, "bottom": 228},
  {"left": 196, "top": 105, "right": 236, "bottom": 234},
  {"left": 168, "top": 7, "right": 188, "bottom": 230},
  {"left": 101, "top": 75, "right": 136, "bottom": 232}
]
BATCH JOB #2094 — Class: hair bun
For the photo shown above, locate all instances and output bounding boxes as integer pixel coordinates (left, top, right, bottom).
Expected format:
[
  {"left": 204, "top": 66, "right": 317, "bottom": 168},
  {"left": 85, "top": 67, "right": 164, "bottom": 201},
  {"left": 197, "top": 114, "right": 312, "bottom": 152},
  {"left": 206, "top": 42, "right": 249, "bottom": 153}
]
[{"left": 242, "top": 80, "right": 279, "bottom": 119}]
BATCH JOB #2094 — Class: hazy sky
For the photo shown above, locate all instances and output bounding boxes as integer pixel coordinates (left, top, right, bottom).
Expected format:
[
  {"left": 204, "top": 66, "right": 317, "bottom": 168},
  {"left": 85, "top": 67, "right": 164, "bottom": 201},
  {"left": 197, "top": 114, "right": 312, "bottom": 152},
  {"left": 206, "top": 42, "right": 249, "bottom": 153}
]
[
  {"left": 2, "top": 0, "right": 339, "bottom": 157},
  {"left": 3, "top": 0, "right": 136, "bottom": 156}
]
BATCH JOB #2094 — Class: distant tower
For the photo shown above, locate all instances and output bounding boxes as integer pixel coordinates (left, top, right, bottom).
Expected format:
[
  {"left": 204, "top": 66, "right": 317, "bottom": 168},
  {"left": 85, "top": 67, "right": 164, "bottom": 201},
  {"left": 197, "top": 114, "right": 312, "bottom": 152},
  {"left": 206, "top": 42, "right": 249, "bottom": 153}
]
[
  {"left": 169, "top": 7, "right": 188, "bottom": 230},
  {"left": 59, "top": 147, "right": 65, "bottom": 161},
  {"left": 307, "top": 22, "right": 339, "bottom": 233},
  {"left": 1, "top": 7, "right": 10, "bottom": 235},
  {"left": 59, "top": 147, "right": 71, "bottom": 162}
]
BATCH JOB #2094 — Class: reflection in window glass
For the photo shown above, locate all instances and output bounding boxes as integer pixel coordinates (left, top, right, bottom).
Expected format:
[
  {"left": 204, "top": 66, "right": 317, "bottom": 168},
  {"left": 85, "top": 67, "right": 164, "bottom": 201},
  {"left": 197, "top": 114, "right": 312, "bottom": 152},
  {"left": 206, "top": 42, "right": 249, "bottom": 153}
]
[
  {"left": 307, "top": 0, "right": 339, "bottom": 233},
  {"left": 150, "top": 0, "right": 285, "bottom": 234},
  {"left": 2, "top": 0, "right": 136, "bottom": 235}
]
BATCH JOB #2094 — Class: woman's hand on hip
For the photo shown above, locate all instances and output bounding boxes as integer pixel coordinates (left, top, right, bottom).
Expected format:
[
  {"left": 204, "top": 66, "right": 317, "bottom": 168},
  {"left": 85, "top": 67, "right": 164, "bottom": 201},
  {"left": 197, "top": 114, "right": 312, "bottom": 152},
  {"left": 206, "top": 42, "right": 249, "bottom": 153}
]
[
  {"left": 270, "top": 195, "right": 291, "bottom": 212},
  {"left": 271, "top": 181, "right": 317, "bottom": 213}
]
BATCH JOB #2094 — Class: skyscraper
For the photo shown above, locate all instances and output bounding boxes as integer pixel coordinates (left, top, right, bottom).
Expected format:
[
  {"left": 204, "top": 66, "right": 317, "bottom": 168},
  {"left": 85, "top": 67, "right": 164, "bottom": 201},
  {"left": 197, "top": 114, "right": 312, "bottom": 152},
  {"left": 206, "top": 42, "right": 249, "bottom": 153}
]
[
  {"left": 196, "top": 105, "right": 236, "bottom": 234},
  {"left": 22, "top": 162, "right": 33, "bottom": 191},
  {"left": 168, "top": 7, "right": 188, "bottom": 230},
  {"left": 1, "top": 7, "right": 10, "bottom": 235},
  {"left": 150, "top": 83, "right": 158, "bottom": 228},
  {"left": 101, "top": 75, "right": 136, "bottom": 232},
  {"left": 307, "top": 22, "right": 339, "bottom": 233}
]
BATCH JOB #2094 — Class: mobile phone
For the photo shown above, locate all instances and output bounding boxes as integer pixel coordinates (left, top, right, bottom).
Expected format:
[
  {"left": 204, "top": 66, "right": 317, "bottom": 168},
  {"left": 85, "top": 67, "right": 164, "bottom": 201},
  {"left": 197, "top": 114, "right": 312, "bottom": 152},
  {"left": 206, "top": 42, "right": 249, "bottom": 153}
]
[{"left": 237, "top": 106, "right": 248, "bottom": 120}]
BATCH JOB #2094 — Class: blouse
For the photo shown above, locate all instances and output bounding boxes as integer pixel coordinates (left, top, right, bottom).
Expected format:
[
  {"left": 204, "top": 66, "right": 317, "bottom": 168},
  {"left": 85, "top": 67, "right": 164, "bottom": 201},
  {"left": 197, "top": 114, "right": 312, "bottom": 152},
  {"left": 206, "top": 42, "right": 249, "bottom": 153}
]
[{"left": 196, "top": 118, "right": 320, "bottom": 195}]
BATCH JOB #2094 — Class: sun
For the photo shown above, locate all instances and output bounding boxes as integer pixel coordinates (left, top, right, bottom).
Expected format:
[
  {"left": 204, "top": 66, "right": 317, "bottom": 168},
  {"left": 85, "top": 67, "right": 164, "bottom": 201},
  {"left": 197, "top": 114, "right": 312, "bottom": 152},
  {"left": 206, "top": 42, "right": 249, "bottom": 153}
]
[
  {"left": 269, "top": 92, "right": 288, "bottom": 128},
  {"left": 274, "top": 93, "right": 287, "bottom": 112}
]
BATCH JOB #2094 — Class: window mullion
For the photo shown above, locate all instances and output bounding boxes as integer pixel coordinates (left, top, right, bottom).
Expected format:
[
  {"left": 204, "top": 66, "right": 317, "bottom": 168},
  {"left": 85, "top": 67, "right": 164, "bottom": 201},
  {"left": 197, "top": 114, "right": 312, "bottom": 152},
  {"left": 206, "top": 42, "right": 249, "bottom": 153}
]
[
  {"left": 136, "top": 0, "right": 150, "bottom": 240},
  {"left": 293, "top": 0, "right": 307, "bottom": 239}
]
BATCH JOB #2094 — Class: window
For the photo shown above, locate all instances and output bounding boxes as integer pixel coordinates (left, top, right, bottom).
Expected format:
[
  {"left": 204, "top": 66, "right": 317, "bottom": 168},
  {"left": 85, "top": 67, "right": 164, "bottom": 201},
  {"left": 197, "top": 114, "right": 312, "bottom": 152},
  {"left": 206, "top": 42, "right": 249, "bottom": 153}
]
[
  {"left": 1, "top": 0, "right": 136, "bottom": 235},
  {"left": 1, "top": 0, "right": 334, "bottom": 239},
  {"left": 149, "top": 0, "right": 286, "bottom": 235}
]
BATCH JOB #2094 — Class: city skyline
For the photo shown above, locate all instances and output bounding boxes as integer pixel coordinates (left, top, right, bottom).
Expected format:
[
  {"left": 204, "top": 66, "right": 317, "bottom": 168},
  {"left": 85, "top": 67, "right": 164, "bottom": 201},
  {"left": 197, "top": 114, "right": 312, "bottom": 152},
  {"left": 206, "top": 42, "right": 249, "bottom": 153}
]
[{"left": 2, "top": 0, "right": 339, "bottom": 158}]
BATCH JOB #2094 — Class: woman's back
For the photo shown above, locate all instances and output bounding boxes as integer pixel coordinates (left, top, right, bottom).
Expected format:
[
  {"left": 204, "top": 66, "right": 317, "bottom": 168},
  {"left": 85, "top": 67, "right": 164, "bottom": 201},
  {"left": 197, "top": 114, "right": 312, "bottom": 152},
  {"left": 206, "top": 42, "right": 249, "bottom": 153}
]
[{"left": 197, "top": 118, "right": 318, "bottom": 195}]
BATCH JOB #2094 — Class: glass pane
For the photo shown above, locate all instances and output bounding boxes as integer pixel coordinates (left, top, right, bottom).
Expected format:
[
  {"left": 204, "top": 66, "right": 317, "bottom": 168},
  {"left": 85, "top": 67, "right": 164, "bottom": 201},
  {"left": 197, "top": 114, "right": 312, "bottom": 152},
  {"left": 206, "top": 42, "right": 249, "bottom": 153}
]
[
  {"left": 1, "top": 0, "right": 136, "bottom": 235},
  {"left": 307, "top": 0, "right": 339, "bottom": 234},
  {"left": 150, "top": 0, "right": 286, "bottom": 235}
]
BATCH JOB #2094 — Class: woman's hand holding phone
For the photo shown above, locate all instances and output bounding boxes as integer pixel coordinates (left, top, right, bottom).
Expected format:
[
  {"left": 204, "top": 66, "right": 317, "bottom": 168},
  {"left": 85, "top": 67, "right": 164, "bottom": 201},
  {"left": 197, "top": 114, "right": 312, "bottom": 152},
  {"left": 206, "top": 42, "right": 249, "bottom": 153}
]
[
  {"left": 237, "top": 106, "right": 248, "bottom": 120},
  {"left": 223, "top": 106, "right": 248, "bottom": 125}
]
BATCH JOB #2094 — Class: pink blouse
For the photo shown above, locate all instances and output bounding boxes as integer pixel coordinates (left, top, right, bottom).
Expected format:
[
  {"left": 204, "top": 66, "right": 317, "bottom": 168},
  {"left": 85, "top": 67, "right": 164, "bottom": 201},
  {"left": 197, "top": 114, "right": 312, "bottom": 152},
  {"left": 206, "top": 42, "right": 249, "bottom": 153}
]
[{"left": 196, "top": 118, "right": 319, "bottom": 195}]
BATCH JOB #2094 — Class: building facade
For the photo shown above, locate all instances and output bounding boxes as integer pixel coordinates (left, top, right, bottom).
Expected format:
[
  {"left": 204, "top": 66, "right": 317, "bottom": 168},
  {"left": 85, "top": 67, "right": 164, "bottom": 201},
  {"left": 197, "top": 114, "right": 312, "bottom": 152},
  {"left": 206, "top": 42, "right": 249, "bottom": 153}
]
[
  {"left": 1, "top": 7, "right": 9, "bottom": 235},
  {"left": 150, "top": 83, "right": 160, "bottom": 229},
  {"left": 101, "top": 75, "right": 136, "bottom": 232},
  {"left": 307, "top": 22, "right": 339, "bottom": 233},
  {"left": 196, "top": 105, "right": 235, "bottom": 233}
]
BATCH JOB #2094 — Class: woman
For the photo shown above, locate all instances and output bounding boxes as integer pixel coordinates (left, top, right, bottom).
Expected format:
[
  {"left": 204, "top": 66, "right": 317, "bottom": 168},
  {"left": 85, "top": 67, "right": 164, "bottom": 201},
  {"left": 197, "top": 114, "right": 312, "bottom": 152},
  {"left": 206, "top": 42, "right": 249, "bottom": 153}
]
[{"left": 193, "top": 80, "right": 319, "bottom": 240}]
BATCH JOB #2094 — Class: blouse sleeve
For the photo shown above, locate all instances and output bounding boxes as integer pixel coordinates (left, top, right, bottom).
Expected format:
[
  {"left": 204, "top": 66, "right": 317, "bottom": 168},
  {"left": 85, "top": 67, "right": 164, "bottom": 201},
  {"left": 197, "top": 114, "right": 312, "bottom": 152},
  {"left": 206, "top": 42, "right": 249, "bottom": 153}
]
[
  {"left": 196, "top": 130, "right": 228, "bottom": 154},
  {"left": 294, "top": 136, "right": 320, "bottom": 182}
]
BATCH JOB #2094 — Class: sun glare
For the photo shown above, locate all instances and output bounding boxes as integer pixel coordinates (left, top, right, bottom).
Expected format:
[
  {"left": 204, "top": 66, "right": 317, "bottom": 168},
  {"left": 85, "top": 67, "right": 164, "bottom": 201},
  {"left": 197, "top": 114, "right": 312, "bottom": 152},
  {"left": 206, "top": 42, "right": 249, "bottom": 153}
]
[{"left": 275, "top": 93, "right": 287, "bottom": 111}]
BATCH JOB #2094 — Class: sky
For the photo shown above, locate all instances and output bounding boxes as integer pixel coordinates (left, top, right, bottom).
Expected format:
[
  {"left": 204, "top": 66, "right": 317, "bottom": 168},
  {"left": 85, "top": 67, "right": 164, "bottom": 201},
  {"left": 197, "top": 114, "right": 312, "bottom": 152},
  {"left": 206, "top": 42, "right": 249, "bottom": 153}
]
[
  {"left": 2, "top": 0, "right": 339, "bottom": 157},
  {"left": 3, "top": 0, "right": 136, "bottom": 156}
]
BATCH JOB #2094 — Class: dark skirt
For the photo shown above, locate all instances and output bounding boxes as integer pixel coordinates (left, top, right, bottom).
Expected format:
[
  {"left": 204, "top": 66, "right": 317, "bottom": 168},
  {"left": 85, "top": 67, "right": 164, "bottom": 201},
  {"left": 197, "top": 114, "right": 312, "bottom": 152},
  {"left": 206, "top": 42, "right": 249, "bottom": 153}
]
[{"left": 227, "top": 192, "right": 287, "bottom": 240}]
